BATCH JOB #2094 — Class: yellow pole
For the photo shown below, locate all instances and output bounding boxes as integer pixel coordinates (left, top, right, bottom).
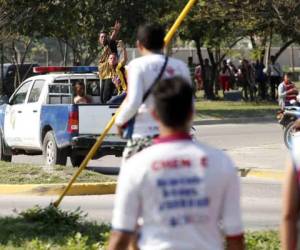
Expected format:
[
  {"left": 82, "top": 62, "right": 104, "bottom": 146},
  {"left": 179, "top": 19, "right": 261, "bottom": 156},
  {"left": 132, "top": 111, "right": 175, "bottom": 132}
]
[
  {"left": 164, "top": 0, "right": 197, "bottom": 45},
  {"left": 53, "top": 0, "right": 198, "bottom": 208},
  {"left": 53, "top": 113, "right": 117, "bottom": 207}
]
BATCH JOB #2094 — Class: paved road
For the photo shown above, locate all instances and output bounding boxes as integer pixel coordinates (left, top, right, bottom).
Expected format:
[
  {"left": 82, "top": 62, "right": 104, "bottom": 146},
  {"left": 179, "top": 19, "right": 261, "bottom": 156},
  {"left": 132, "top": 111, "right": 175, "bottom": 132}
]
[
  {"left": 5, "top": 122, "right": 285, "bottom": 230},
  {"left": 0, "top": 177, "right": 282, "bottom": 231},
  {"left": 195, "top": 122, "right": 287, "bottom": 170},
  {"left": 12, "top": 122, "right": 287, "bottom": 170}
]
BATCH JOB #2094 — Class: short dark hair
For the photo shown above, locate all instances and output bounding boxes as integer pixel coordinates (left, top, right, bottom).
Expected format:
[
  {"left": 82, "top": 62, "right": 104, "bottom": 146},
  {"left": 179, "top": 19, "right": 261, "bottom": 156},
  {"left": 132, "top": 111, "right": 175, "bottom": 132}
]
[
  {"left": 137, "top": 23, "right": 165, "bottom": 51},
  {"left": 99, "top": 30, "right": 107, "bottom": 35},
  {"left": 75, "top": 81, "right": 84, "bottom": 87},
  {"left": 285, "top": 72, "right": 293, "bottom": 77},
  {"left": 152, "top": 77, "right": 193, "bottom": 128}
]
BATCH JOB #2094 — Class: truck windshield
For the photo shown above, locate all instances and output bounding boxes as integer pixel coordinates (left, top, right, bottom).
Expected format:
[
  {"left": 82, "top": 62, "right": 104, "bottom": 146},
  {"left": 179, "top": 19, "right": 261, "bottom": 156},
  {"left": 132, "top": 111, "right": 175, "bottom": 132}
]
[{"left": 86, "top": 79, "right": 100, "bottom": 96}]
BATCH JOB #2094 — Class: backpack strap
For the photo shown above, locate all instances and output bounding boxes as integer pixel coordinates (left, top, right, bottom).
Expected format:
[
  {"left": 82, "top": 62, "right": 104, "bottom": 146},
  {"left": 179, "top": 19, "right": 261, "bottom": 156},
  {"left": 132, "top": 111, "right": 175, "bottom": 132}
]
[{"left": 142, "top": 56, "right": 169, "bottom": 103}]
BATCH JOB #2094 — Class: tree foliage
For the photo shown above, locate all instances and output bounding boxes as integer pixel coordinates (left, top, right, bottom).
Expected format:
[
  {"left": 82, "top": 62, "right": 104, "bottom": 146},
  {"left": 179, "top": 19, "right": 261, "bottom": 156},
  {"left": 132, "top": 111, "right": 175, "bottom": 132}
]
[{"left": 0, "top": 0, "right": 300, "bottom": 65}]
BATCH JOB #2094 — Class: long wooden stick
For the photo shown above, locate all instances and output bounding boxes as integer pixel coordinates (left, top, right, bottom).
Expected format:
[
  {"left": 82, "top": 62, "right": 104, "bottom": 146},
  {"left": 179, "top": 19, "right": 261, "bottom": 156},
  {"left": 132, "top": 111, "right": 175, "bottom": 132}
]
[{"left": 53, "top": 0, "right": 198, "bottom": 208}]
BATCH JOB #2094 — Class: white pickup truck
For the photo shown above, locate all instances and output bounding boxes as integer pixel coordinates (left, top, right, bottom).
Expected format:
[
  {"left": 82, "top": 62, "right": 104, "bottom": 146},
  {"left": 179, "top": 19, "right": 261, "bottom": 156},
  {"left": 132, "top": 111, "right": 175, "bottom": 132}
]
[{"left": 0, "top": 66, "right": 126, "bottom": 166}]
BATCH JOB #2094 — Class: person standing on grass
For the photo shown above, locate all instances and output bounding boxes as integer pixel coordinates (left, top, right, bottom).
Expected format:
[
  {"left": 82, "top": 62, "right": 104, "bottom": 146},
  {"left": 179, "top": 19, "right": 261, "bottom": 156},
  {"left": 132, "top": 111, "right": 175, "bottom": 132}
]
[
  {"left": 255, "top": 59, "right": 266, "bottom": 100},
  {"left": 115, "top": 23, "right": 191, "bottom": 160},
  {"left": 202, "top": 58, "right": 214, "bottom": 100},
  {"left": 268, "top": 55, "right": 283, "bottom": 101},
  {"left": 108, "top": 77, "right": 245, "bottom": 250},
  {"left": 227, "top": 59, "right": 238, "bottom": 90},
  {"left": 219, "top": 59, "right": 231, "bottom": 95},
  {"left": 239, "top": 59, "right": 255, "bottom": 101},
  {"left": 194, "top": 64, "right": 203, "bottom": 92}
]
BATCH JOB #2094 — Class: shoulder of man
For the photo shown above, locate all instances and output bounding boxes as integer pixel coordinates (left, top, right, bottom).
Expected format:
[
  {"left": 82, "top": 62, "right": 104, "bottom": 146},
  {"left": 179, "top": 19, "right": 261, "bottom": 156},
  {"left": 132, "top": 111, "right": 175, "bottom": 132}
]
[
  {"left": 121, "top": 144, "right": 161, "bottom": 177},
  {"left": 195, "top": 141, "right": 236, "bottom": 173},
  {"left": 128, "top": 56, "right": 146, "bottom": 68}
]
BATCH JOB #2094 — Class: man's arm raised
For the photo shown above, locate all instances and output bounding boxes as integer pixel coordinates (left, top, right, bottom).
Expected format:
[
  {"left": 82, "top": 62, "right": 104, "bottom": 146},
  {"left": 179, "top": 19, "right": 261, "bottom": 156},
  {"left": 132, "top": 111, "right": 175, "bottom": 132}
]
[{"left": 111, "top": 20, "right": 121, "bottom": 41}]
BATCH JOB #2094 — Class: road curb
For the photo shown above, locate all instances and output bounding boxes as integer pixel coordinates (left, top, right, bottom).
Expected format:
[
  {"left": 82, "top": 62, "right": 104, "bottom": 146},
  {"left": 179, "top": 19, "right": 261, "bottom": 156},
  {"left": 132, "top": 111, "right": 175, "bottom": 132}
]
[
  {"left": 0, "top": 182, "right": 117, "bottom": 196},
  {"left": 194, "top": 117, "right": 275, "bottom": 125},
  {"left": 0, "top": 169, "right": 284, "bottom": 196},
  {"left": 239, "top": 168, "right": 284, "bottom": 181}
]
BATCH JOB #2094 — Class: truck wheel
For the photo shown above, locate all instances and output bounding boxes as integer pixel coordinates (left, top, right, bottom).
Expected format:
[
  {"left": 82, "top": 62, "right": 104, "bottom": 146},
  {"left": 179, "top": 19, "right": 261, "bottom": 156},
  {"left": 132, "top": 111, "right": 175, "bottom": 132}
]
[
  {"left": 0, "top": 131, "right": 12, "bottom": 162},
  {"left": 43, "top": 131, "right": 67, "bottom": 166},
  {"left": 70, "top": 154, "right": 85, "bottom": 167}
]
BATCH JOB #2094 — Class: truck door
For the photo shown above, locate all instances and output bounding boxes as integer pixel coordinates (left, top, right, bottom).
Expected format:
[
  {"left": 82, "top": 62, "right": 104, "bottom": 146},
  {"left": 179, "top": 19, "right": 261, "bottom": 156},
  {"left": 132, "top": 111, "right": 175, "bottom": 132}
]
[
  {"left": 4, "top": 80, "right": 33, "bottom": 147},
  {"left": 23, "top": 79, "right": 46, "bottom": 148}
]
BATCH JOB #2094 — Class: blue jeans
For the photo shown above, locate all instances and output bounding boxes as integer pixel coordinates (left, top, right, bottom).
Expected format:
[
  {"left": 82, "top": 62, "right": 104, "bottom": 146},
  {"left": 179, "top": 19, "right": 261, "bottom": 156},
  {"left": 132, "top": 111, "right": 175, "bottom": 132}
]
[{"left": 107, "top": 92, "right": 127, "bottom": 105}]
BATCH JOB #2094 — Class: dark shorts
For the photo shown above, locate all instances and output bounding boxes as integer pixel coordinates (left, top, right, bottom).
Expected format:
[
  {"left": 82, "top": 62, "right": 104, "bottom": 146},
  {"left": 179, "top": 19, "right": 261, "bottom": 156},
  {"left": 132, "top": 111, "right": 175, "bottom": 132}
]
[{"left": 101, "top": 79, "right": 115, "bottom": 104}]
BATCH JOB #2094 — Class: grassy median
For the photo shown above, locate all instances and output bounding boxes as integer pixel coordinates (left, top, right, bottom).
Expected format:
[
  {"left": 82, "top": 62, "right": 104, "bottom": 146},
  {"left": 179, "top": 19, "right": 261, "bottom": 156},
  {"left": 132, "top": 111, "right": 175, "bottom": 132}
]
[
  {"left": 195, "top": 100, "right": 278, "bottom": 120},
  {"left": 0, "top": 206, "right": 280, "bottom": 250},
  {"left": 0, "top": 162, "right": 114, "bottom": 184}
]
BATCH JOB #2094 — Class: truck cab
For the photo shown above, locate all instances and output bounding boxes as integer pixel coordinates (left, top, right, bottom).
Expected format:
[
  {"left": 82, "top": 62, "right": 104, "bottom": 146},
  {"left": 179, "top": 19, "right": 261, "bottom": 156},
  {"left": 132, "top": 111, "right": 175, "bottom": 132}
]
[{"left": 0, "top": 66, "right": 126, "bottom": 166}]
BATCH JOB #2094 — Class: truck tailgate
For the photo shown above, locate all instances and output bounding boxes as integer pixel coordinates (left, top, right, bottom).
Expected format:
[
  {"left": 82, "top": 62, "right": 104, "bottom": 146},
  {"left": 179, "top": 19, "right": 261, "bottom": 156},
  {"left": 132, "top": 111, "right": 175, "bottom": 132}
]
[{"left": 78, "top": 105, "right": 118, "bottom": 135}]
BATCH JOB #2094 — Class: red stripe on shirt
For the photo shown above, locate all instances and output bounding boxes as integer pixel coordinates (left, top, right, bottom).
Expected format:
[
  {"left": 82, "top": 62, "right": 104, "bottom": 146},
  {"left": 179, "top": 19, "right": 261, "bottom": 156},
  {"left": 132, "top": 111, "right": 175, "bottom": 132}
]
[
  {"left": 226, "top": 233, "right": 244, "bottom": 241},
  {"left": 154, "top": 133, "right": 192, "bottom": 144}
]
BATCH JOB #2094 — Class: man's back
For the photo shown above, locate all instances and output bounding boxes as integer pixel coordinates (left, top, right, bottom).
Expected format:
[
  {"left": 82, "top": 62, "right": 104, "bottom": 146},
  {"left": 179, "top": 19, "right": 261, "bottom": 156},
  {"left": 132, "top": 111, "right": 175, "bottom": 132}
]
[
  {"left": 112, "top": 136, "right": 243, "bottom": 250},
  {"left": 115, "top": 54, "right": 191, "bottom": 139}
]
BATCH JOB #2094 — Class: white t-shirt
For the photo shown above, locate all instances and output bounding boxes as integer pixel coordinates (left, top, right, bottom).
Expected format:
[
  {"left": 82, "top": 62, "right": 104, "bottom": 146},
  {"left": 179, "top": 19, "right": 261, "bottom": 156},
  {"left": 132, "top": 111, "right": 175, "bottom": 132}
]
[
  {"left": 269, "top": 63, "right": 283, "bottom": 77},
  {"left": 112, "top": 134, "right": 244, "bottom": 250},
  {"left": 115, "top": 54, "right": 191, "bottom": 139}
]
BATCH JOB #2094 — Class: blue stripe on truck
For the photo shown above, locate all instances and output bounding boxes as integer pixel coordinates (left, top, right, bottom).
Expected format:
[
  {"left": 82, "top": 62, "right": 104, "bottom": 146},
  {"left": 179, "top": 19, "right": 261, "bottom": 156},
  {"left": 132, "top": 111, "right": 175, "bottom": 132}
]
[{"left": 41, "top": 104, "right": 78, "bottom": 148}]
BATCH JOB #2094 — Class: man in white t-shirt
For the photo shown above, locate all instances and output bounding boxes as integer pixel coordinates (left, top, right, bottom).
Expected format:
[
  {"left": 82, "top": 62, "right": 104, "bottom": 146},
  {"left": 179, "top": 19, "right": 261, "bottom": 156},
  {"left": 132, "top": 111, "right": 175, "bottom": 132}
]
[
  {"left": 109, "top": 77, "right": 244, "bottom": 250},
  {"left": 115, "top": 23, "right": 191, "bottom": 160}
]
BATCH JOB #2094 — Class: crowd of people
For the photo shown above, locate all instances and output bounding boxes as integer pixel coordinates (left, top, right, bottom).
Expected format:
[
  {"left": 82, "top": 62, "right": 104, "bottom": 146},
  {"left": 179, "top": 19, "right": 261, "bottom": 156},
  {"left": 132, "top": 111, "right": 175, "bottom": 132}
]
[
  {"left": 71, "top": 22, "right": 300, "bottom": 250},
  {"left": 189, "top": 55, "right": 289, "bottom": 102}
]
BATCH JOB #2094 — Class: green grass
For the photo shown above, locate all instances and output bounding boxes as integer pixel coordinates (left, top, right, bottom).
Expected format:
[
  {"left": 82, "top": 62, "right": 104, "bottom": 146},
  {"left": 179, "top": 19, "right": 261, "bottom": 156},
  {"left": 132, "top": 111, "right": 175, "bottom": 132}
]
[
  {"left": 0, "top": 206, "right": 110, "bottom": 250},
  {"left": 0, "top": 206, "right": 281, "bottom": 249},
  {"left": 246, "top": 230, "right": 280, "bottom": 250},
  {"left": 195, "top": 100, "right": 278, "bottom": 120},
  {"left": 0, "top": 162, "right": 114, "bottom": 184}
]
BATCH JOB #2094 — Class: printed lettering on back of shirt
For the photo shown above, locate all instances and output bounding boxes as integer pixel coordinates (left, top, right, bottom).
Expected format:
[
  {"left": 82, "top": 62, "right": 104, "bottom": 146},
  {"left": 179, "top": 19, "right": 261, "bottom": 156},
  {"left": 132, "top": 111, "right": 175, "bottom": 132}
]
[{"left": 154, "top": 156, "right": 210, "bottom": 227}]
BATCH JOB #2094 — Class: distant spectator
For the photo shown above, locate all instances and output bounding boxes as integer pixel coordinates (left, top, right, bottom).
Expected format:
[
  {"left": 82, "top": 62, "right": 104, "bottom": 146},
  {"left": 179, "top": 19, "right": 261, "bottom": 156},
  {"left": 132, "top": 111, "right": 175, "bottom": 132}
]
[
  {"left": 255, "top": 59, "right": 266, "bottom": 100},
  {"left": 227, "top": 59, "right": 238, "bottom": 90},
  {"left": 278, "top": 72, "right": 298, "bottom": 110},
  {"left": 268, "top": 55, "right": 283, "bottom": 101},
  {"left": 73, "top": 81, "right": 91, "bottom": 104},
  {"left": 202, "top": 58, "right": 214, "bottom": 99},
  {"left": 219, "top": 59, "right": 231, "bottom": 95},
  {"left": 194, "top": 64, "right": 203, "bottom": 92},
  {"left": 188, "top": 56, "right": 197, "bottom": 93},
  {"left": 238, "top": 59, "right": 255, "bottom": 101}
]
